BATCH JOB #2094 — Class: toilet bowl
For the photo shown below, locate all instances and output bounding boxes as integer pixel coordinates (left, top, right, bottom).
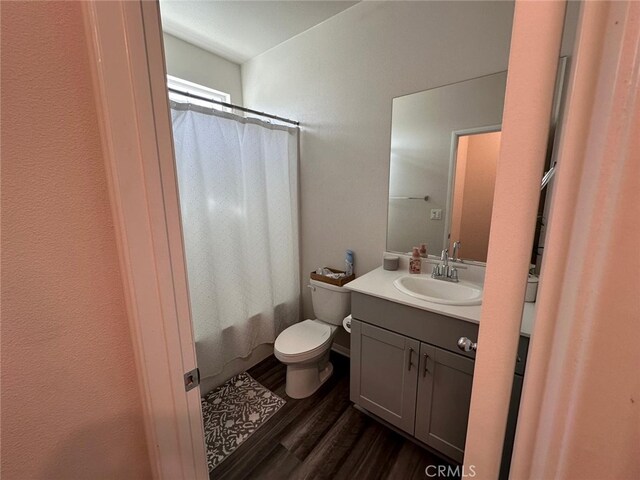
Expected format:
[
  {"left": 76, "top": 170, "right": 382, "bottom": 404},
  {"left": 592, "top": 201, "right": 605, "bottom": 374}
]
[{"left": 274, "top": 279, "right": 350, "bottom": 399}]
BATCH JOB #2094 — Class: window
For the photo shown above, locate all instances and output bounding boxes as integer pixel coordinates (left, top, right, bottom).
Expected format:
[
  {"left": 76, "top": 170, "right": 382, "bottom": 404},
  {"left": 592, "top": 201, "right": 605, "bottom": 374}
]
[{"left": 166, "top": 75, "right": 230, "bottom": 111}]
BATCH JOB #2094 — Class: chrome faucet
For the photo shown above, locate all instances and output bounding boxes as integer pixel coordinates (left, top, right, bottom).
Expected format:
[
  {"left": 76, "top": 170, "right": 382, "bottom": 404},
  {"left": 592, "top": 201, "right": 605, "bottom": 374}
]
[
  {"left": 452, "top": 241, "right": 461, "bottom": 262},
  {"left": 432, "top": 249, "right": 459, "bottom": 282}
]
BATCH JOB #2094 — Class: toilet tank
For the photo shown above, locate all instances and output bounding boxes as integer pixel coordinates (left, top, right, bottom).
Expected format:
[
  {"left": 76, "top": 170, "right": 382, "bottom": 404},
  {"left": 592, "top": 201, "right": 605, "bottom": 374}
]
[{"left": 310, "top": 279, "right": 351, "bottom": 326}]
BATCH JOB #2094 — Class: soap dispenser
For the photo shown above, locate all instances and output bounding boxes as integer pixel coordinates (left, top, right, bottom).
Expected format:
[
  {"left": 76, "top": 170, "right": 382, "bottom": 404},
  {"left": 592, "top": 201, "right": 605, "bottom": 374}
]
[{"left": 410, "top": 247, "right": 422, "bottom": 274}]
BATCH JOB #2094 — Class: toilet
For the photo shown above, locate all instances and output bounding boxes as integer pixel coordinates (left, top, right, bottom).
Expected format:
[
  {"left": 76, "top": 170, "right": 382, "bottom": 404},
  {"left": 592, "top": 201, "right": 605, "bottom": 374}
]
[{"left": 274, "top": 278, "right": 351, "bottom": 399}]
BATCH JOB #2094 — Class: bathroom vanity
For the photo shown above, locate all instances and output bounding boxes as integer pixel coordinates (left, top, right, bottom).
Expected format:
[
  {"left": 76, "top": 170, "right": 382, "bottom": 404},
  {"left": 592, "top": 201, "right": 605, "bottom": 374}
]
[
  {"left": 358, "top": 59, "right": 561, "bottom": 474},
  {"left": 345, "top": 265, "right": 534, "bottom": 475}
]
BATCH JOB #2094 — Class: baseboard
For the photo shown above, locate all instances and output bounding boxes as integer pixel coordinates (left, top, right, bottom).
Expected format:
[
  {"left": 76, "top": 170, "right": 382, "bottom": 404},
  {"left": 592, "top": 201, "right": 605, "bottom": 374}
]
[{"left": 331, "top": 343, "right": 350, "bottom": 358}]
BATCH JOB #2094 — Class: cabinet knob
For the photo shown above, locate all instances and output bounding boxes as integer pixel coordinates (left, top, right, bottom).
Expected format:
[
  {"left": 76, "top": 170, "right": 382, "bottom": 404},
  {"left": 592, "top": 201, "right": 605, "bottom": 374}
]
[{"left": 457, "top": 337, "right": 478, "bottom": 352}]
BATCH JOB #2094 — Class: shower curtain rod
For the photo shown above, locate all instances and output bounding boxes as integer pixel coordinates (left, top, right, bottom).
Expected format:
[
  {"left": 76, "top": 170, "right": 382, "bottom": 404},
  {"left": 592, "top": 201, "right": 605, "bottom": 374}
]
[{"left": 168, "top": 87, "right": 300, "bottom": 126}]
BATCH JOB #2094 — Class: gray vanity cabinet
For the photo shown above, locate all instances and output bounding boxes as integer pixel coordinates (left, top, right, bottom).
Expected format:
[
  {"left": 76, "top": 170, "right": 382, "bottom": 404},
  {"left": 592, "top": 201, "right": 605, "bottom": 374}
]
[
  {"left": 350, "top": 292, "right": 528, "bottom": 472},
  {"left": 415, "top": 343, "right": 475, "bottom": 463},
  {"left": 350, "top": 320, "right": 420, "bottom": 435}
]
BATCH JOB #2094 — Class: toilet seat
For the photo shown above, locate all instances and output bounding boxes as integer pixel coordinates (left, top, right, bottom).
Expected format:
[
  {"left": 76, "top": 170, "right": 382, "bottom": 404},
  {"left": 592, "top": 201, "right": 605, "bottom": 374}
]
[{"left": 274, "top": 319, "right": 334, "bottom": 362}]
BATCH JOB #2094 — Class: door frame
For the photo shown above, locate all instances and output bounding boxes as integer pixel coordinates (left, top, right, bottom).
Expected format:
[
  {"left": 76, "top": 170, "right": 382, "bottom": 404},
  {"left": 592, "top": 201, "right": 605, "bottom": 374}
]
[
  {"left": 83, "top": 1, "right": 207, "bottom": 478},
  {"left": 463, "top": 1, "right": 568, "bottom": 477},
  {"left": 81, "top": 0, "right": 635, "bottom": 478},
  {"left": 81, "top": 1, "right": 565, "bottom": 477}
]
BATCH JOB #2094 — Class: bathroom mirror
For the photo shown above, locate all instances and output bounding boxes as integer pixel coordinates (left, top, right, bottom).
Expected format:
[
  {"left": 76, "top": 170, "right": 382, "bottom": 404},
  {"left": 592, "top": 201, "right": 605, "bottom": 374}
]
[
  {"left": 386, "top": 71, "right": 507, "bottom": 262},
  {"left": 386, "top": 61, "right": 566, "bottom": 264}
]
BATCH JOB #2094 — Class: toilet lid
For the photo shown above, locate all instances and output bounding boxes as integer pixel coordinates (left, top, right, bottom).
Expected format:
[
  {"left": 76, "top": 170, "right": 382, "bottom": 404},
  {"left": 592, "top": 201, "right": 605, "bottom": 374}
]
[{"left": 275, "top": 319, "right": 332, "bottom": 356}]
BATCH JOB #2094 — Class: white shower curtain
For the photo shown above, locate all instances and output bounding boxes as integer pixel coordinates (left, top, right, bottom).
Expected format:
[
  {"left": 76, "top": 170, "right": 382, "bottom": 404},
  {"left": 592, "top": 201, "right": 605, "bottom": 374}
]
[{"left": 170, "top": 103, "right": 300, "bottom": 379}]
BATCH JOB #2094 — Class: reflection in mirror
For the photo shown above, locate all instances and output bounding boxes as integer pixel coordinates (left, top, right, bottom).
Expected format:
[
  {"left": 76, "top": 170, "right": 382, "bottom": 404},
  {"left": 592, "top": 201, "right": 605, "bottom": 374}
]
[
  {"left": 387, "top": 72, "right": 507, "bottom": 261},
  {"left": 450, "top": 129, "right": 501, "bottom": 262}
]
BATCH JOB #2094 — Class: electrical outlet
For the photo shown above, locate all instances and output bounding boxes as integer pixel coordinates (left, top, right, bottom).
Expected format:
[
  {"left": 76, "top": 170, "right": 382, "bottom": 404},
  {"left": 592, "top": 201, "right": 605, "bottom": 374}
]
[{"left": 430, "top": 209, "right": 442, "bottom": 220}]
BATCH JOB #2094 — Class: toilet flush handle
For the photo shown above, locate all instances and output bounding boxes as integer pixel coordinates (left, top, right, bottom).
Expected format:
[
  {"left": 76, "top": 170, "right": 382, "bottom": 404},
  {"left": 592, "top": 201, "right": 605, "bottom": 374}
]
[{"left": 307, "top": 284, "right": 316, "bottom": 292}]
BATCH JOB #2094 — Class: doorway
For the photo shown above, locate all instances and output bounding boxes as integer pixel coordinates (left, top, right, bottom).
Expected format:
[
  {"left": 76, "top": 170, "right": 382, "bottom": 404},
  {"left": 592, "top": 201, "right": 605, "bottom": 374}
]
[{"left": 450, "top": 130, "right": 502, "bottom": 263}]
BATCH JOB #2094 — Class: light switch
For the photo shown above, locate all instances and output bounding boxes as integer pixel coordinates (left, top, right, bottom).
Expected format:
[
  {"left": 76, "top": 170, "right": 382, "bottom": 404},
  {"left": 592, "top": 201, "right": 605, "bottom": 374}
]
[{"left": 430, "top": 209, "right": 442, "bottom": 220}]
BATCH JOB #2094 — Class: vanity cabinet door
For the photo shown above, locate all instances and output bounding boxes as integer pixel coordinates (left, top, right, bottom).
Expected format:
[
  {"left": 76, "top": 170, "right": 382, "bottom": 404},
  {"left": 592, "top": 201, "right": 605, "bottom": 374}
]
[
  {"left": 350, "top": 319, "right": 419, "bottom": 435},
  {"left": 415, "top": 343, "right": 475, "bottom": 463}
]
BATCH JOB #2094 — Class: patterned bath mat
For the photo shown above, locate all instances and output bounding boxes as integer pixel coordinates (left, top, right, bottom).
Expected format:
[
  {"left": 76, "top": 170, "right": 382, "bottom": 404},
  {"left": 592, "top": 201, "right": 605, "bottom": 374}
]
[{"left": 201, "top": 372, "right": 285, "bottom": 471}]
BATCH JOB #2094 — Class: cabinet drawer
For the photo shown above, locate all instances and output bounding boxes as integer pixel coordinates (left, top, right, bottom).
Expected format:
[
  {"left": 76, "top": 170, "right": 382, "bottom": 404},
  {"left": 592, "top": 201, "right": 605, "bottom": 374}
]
[
  {"left": 352, "top": 292, "right": 479, "bottom": 359},
  {"left": 352, "top": 292, "right": 530, "bottom": 373}
]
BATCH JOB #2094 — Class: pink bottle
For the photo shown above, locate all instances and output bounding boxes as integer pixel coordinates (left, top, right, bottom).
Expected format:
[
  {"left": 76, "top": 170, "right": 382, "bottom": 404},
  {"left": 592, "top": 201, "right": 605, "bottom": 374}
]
[{"left": 410, "top": 247, "right": 422, "bottom": 274}]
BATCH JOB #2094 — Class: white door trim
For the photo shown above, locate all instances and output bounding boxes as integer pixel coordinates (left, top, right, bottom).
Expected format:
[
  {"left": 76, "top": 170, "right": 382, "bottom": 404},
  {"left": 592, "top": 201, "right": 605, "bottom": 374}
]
[{"left": 83, "top": 2, "right": 207, "bottom": 478}]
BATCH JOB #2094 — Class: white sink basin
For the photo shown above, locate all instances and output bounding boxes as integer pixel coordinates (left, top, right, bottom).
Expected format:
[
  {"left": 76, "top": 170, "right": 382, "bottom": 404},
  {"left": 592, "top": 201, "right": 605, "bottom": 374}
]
[{"left": 393, "top": 275, "right": 483, "bottom": 306}]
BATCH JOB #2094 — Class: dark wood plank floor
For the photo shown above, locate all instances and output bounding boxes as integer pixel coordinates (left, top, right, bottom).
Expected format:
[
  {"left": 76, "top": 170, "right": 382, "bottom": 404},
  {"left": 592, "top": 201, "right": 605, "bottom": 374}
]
[{"left": 212, "top": 352, "right": 456, "bottom": 480}]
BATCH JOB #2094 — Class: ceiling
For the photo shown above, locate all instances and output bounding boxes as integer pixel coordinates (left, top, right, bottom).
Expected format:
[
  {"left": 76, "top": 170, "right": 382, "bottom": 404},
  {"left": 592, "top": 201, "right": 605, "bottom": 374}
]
[{"left": 159, "top": 0, "right": 359, "bottom": 64}]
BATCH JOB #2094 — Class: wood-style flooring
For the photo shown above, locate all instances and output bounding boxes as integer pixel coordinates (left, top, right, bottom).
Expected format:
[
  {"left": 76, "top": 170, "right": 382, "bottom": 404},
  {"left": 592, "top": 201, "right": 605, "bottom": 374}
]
[{"left": 212, "top": 352, "right": 456, "bottom": 480}]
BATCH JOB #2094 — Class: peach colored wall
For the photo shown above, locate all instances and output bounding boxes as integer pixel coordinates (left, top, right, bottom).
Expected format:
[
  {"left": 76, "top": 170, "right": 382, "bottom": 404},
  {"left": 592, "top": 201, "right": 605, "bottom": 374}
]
[
  {"left": 1, "top": 2, "right": 151, "bottom": 479},
  {"left": 457, "top": 131, "right": 501, "bottom": 262}
]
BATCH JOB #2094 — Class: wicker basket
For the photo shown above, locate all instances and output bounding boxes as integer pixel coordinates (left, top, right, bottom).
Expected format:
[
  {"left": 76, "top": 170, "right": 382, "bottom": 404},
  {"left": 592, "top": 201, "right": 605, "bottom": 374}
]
[{"left": 309, "top": 267, "right": 355, "bottom": 287}]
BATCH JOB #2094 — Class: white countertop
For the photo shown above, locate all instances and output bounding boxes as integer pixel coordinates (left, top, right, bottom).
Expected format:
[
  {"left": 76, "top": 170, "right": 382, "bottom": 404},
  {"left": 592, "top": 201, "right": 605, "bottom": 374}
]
[{"left": 345, "top": 266, "right": 535, "bottom": 337}]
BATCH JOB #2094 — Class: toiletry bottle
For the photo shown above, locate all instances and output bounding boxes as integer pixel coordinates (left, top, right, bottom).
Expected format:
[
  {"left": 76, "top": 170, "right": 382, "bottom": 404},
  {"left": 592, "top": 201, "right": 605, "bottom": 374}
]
[
  {"left": 410, "top": 247, "right": 422, "bottom": 274},
  {"left": 345, "top": 250, "right": 354, "bottom": 276},
  {"left": 419, "top": 243, "right": 428, "bottom": 258}
]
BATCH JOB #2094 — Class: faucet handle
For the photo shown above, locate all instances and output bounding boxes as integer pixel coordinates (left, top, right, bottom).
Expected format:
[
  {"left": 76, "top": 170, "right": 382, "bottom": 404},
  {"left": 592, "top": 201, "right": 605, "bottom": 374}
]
[
  {"left": 441, "top": 249, "right": 448, "bottom": 261},
  {"left": 432, "top": 264, "right": 440, "bottom": 277},
  {"left": 449, "top": 267, "right": 458, "bottom": 282}
]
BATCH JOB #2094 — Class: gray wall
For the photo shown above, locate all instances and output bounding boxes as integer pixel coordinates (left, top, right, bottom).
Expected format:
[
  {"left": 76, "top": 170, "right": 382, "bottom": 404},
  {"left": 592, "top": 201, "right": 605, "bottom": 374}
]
[
  {"left": 242, "top": 1, "right": 516, "bottom": 334},
  {"left": 163, "top": 33, "right": 243, "bottom": 105}
]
